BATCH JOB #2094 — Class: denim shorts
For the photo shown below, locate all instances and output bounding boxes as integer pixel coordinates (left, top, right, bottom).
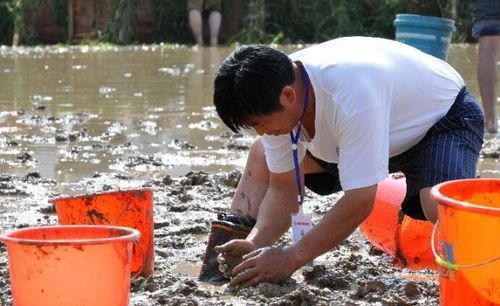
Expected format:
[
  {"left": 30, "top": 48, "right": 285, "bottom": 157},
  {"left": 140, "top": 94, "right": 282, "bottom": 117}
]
[
  {"left": 473, "top": 19, "right": 500, "bottom": 38},
  {"left": 305, "top": 87, "right": 484, "bottom": 220},
  {"left": 187, "top": 0, "right": 221, "bottom": 12}
]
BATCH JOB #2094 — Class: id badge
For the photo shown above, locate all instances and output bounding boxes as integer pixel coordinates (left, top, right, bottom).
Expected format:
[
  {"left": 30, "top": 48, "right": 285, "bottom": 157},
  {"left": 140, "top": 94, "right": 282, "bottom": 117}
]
[{"left": 291, "top": 213, "right": 313, "bottom": 243}]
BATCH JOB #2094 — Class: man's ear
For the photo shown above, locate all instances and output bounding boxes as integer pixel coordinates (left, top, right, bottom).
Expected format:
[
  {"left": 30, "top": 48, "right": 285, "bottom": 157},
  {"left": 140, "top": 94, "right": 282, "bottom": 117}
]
[{"left": 280, "top": 86, "right": 296, "bottom": 108}]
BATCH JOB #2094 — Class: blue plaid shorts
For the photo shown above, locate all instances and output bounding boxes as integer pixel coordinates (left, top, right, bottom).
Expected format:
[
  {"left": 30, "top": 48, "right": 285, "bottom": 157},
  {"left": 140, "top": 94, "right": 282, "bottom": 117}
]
[{"left": 305, "top": 87, "right": 485, "bottom": 220}]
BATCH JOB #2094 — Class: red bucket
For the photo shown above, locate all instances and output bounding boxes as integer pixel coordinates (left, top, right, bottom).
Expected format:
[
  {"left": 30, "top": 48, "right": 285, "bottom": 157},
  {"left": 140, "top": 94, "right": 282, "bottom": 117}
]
[
  {"left": 0, "top": 225, "right": 139, "bottom": 306},
  {"left": 51, "top": 188, "right": 154, "bottom": 277}
]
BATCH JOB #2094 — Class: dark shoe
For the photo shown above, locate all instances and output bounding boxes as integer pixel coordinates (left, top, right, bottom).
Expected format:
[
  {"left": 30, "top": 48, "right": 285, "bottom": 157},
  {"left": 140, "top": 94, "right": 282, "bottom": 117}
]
[{"left": 198, "top": 213, "right": 255, "bottom": 283}]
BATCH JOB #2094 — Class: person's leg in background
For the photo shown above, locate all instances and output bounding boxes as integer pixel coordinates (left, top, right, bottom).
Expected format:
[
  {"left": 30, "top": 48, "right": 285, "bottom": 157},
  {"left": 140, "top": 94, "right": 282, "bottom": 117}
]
[
  {"left": 472, "top": 0, "right": 500, "bottom": 134},
  {"left": 478, "top": 33, "right": 500, "bottom": 133},
  {"left": 206, "top": 0, "right": 222, "bottom": 46},
  {"left": 208, "top": 11, "right": 221, "bottom": 46},
  {"left": 187, "top": 0, "right": 204, "bottom": 45}
]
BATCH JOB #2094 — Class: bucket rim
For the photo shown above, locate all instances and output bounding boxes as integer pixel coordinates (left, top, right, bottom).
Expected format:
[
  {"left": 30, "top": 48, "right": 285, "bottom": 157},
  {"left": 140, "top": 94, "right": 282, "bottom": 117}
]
[
  {"left": 394, "top": 13, "right": 455, "bottom": 24},
  {"left": 49, "top": 187, "right": 156, "bottom": 204},
  {"left": 430, "top": 178, "right": 500, "bottom": 215},
  {"left": 0, "top": 225, "right": 140, "bottom": 246},
  {"left": 393, "top": 13, "right": 455, "bottom": 31}
]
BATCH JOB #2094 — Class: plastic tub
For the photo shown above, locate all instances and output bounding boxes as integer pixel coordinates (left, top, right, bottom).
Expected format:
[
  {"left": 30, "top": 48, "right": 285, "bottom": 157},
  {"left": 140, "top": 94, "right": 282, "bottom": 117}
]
[
  {"left": 431, "top": 178, "right": 500, "bottom": 305},
  {"left": 0, "top": 225, "right": 140, "bottom": 306},
  {"left": 360, "top": 174, "right": 436, "bottom": 270},
  {"left": 51, "top": 188, "right": 155, "bottom": 277},
  {"left": 394, "top": 14, "right": 455, "bottom": 60}
]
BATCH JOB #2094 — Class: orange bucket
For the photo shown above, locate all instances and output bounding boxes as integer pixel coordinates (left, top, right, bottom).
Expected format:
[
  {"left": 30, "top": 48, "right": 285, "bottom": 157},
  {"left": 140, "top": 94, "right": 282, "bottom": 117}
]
[
  {"left": 431, "top": 178, "right": 500, "bottom": 306},
  {"left": 360, "top": 174, "right": 436, "bottom": 270},
  {"left": 51, "top": 189, "right": 154, "bottom": 277},
  {"left": 0, "top": 225, "right": 139, "bottom": 306}
]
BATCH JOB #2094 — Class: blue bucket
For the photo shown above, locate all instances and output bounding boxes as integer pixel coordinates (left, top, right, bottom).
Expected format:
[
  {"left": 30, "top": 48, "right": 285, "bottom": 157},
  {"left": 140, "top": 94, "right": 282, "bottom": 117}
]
[{"left": 394, "top": 14, "right": 455, "bottom": 61}]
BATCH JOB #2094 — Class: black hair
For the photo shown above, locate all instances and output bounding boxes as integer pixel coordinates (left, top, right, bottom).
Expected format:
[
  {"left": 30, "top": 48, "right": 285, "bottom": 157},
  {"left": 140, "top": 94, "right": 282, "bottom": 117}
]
[{"left": 213, "top": 45, "right": 295, "bottom": 133}]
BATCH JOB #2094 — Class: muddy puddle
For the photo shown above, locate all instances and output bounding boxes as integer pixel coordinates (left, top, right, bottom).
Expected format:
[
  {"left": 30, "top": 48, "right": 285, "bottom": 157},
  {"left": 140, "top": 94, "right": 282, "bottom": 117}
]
[{"left": 0, "top": 44, "right": 499, "bottom": 306}]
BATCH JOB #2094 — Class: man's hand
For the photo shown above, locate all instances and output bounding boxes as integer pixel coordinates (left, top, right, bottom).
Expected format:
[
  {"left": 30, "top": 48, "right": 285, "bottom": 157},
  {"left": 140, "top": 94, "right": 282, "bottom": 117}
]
[
  {"left": 228, "top": 246, "right": 296, "bottom": 287},
  {"left": 214, "top": 239, "right": 256, "bottom": 278}
]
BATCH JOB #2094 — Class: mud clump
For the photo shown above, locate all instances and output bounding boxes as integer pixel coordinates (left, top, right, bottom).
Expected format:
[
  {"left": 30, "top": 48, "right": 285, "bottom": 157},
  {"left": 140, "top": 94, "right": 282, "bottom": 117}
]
[{"left": 180, "top": 171, "right": 210, "bottom": 186}]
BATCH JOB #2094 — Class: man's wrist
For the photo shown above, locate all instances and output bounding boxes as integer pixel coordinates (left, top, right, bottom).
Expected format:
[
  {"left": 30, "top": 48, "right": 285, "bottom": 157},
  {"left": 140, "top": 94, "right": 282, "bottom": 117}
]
[
  {"left": 285, "top": 243, "right": 310, "bottom": 270},
  {"left": 244, "top": 237, "right": 258, "bottom": 251},
  {"left": 246, "top": 227, "right": 275, "bottom": 249}
]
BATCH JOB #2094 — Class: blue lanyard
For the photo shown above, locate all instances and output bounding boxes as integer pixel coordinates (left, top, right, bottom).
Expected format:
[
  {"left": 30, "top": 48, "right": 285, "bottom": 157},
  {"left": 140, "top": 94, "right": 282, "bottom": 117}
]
[{"left": 289, "top": 65, "right": 310, "bottom": 209}]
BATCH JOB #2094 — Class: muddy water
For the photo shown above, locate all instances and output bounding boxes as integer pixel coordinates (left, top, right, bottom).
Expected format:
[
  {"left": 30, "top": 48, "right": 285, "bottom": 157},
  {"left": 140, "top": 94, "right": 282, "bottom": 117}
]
[
  {"left": 0, "top": 44, "right": 498, "bottom": 183},
  {"left": 0, "top": 45, "right": 248, "bottom": 184},
  {"left": 0, "top": 44, "right": 498, "bottom": 306},
  {"left": 0, "top": 45, "right": 500, "bottom": 181}
]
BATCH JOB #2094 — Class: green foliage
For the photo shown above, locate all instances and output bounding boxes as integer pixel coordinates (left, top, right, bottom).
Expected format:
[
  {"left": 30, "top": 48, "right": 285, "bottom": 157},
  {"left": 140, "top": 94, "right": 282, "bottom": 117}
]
[
  {"left": 397, "top": 0, "right": 447, "bottom": 17},
  {"left": 0, "top": 0, "right": 15, "bottom": 45},
  {"left": 21, "top": 0, "right": 43, "bottom": 44},
  {"left": 0, "top": 0, "right": 69, "bottom": 46},
  {"left": 232, "top": 0, "right": 473, "bottom": 44},
  {"left": 232, "top": 0, "right": 269, "bottom": 43},
  {"left": 453, "top": 0, "right": 474, "bottom": 42},
  {"left": 0, "top": 0, "right": 36, "bottom": 45},
  {"left": 0, "top": 0, "right": 476, "bottom": 46},
  {"left": 47, "top": 0, "right": 68, "bottom": 42},
  {"left": 106, "top": 0, "right": 137, "bottom": 44},
  {"left": 151, "top": 0, "right": 191, "bottom": 43}
]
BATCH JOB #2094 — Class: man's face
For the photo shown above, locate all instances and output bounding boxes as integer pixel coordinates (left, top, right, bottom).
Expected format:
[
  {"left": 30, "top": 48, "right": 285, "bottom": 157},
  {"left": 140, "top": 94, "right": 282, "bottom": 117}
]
[
  {"left": 245, "top": 86, "right": 301, "bottom": 136},
  {"left": 246, "top": 109, "right": 298, "bottom": 136}
]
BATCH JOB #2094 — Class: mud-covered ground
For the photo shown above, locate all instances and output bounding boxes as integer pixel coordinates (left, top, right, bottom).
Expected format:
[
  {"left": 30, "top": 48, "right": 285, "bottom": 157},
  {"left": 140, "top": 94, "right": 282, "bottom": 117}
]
[
  {"left": 0, "top": 110, "right": 498, "bottom": 306},
  {"left": 0, "top": 171, "right": 440, "bottom": 306}
]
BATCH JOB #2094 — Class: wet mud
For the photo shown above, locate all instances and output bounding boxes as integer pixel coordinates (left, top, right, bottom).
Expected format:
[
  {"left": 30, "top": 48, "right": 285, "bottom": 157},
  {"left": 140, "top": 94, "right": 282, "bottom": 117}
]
[
  {"left": 0, "top": 170, "right": 441, "bottom": 306},
  {"left": 0, "top": 110, "right": 498, "bottom": 306}
]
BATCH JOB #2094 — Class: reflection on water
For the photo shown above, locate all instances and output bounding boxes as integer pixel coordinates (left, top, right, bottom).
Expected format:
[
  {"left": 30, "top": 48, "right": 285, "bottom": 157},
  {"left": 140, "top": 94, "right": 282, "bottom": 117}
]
[{"left": 0, "top": 44, "right": 498, "bottom": 183}]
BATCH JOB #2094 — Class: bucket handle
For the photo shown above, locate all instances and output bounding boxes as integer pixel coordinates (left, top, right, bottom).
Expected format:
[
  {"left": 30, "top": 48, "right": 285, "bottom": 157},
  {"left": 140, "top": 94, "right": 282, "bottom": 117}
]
[{"left": 431, "top": 221, "right": 500, "bottom": 270}]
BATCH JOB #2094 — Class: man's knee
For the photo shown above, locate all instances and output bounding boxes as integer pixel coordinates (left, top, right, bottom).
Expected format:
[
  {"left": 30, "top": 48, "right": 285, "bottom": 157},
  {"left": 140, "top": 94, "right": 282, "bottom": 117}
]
[
  {"left": 420, "top": 187, "right": 437, "bottom": 223},
  {"left": 400, "top": 185, "right": 436, "bottom": 222},
  {"left": 248, "top": 137, "right": 266, "bottom": 161}
]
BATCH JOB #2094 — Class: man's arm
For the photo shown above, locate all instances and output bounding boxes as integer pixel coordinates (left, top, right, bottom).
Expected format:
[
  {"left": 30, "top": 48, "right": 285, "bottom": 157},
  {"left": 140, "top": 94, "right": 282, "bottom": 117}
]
[
  {"left": 228, "top": 184, "right": 377, "bottom": 286},
  {"left": 214, "top": 168, "right": 300, "bottom": 278},
  {"left": 287, "top": 185, "right": 377, "bottom": 269},
  {"left": 246, "top": 169, "right": 300, "bottom": 248}
]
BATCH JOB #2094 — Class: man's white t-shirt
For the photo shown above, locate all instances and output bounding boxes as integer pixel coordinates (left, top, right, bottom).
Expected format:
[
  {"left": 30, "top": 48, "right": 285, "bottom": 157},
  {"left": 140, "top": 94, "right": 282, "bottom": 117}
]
[{"left": 261, "top": 37, "right": 465, "bottom": 191}]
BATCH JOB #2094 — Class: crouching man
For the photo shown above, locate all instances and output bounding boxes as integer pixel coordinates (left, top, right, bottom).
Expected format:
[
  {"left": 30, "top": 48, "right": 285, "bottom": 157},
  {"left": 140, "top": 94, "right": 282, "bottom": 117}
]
[{"left": 199, "top": 37, "right": 484, "bottom": 286}]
